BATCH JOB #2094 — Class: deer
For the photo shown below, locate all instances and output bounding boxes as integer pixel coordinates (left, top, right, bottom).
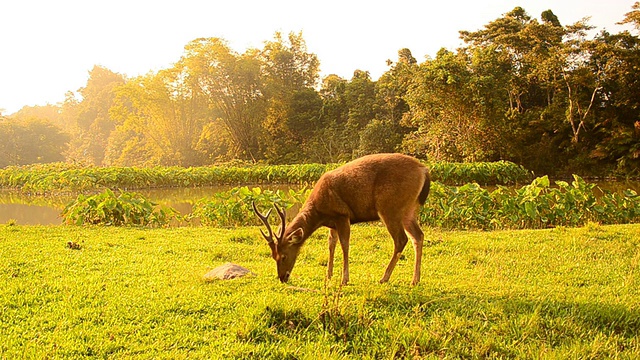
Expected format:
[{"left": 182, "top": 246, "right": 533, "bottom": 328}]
[{"left": 252, "top": 153, "right": 431, "bottom": 285}]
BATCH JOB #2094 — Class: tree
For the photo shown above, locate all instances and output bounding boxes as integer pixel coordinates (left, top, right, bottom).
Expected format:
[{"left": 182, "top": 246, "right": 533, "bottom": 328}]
[
  {"left": 376, "top": 49, "right": 416, "bottom": 125},
  {"left": 107, "top": 65, "right": 209, "bottom": 166},
  {"left": 0, "top": 118, "right": 69, "bottom": 167},
  {"left": 180, "top": 38, "right": 266, "bottom": 161},
  {"left": 453, "top": 7, "right": 612, "bottom": 173},
  {"left": 403, "top": 48, "right": 498, "bottom": 162},
  {"left": 590, "top": 30, "right": 640, "bottom": 175},
  {"left": 306, "top": 74, "right": 351, "bottom": 163},
  {"left": 66, "top": 66, "right": 125, "bottom": 165},
  {"left": 261, "top": 32, "right": 320, "bottom": 163},
  {"left": 373, "top": 49, "right": 418, "bottom": 155},
  {"left": 10, "top": 105, "right": 65, "bottom": 130},
  {"left": 319, "top": 74, "right": 349, "bottom": 126},
  {"left": 344, "top": 70, "right": 376, "bottom": 129},
  {"left": 619, "top": 2, "right": 640, "bottom": 31},
  {"left": 355, "top": 119, "right": 402, "bottom": 157}
]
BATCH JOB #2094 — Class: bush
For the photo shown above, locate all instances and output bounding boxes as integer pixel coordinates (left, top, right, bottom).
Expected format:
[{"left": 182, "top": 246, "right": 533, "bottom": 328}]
[
  {"left": 0, "top": 160, "right": 531, "bottom": 193},
  {"left": 191, "top": 176, "right": 640, "bottom": 230},
  {"left": 420, "top": 175, "right": 640, "bottom": 230},
  {"left": 191, "top": 186, "right": 310, "bottom": 227},
  {"left": 61, "top": 189, "right": 177, "bottom": 227}
]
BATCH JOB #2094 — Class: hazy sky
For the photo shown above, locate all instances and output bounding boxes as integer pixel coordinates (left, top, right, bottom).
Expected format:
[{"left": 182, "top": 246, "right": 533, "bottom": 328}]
[{"left": 0, "top": 0, "right": 636, "bottom": 115}]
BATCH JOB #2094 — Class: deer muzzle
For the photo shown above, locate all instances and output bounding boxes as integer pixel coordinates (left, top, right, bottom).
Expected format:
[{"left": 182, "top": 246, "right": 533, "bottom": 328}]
[{"left": 279, "top": 271, "right": 291, "bottom": 283}]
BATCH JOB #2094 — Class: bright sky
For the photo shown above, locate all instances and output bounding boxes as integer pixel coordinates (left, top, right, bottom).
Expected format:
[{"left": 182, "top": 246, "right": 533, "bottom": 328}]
[{"left": 0, "top": 0, "right": 636, "bottom": 115}]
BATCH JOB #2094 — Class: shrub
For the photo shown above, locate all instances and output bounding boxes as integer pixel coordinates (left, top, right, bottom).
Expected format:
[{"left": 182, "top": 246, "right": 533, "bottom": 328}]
[
  {"left": 191, "top": 186, "right": 310, "bottom": 227},
  {"left": 61, "top": 189, "right": 177, "bottom": 227},
  {"left": 0, "top": 160, "right": 531, "bottom": 193},
  {"left": 420, "top": 175, "right": 640, "bottom": 230},
  {"left": 191, "top": 176, "right": 640, "bottom": 230}
]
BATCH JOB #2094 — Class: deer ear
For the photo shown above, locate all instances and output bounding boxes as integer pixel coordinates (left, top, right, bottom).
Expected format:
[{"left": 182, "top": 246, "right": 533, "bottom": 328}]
[{"left": 290, "top": 228, "right": 304, "bottom": 244}]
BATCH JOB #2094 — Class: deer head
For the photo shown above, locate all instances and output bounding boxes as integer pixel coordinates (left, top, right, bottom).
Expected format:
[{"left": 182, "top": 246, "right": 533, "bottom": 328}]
[{"left": 252, "top": 202, "right": 304, "bottom": 283}]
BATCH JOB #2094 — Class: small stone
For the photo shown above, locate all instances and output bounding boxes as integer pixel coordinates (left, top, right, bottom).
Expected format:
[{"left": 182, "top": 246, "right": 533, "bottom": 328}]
[{"left": 203, "top": 263, "right": 253, "bottom": 281}]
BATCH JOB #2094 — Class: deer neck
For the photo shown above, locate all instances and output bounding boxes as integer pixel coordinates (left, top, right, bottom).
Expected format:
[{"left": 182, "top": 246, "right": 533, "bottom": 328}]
[{"left": 287, "top": 207, "right": 322, "bottom": 243}]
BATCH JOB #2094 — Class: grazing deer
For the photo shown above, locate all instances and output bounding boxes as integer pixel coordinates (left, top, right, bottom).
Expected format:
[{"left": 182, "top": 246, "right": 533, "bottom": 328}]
[{"left": 252, "top": 153, "right": 430, "bottom": 285}]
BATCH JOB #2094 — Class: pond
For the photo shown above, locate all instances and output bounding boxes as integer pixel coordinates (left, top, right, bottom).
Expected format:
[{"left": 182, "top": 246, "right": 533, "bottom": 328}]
[
  {"left": 0, "top": 185, "right": 307, "bottom": 225},
  {"left": 1, "top": 181, "right": 639, "bottom": 226}
]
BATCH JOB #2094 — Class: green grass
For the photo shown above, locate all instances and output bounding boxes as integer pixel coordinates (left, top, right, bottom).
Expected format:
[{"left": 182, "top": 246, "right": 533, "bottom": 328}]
[{"left": 1, "top": 223, "right": 639, "bottom": 358}]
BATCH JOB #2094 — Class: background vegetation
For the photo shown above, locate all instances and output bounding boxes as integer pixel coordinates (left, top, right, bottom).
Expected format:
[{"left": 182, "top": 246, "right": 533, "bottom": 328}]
[
  {"left": 173, "top": 175, "right": 640, "bottom": 229},
  {"left": 2, "top": 4, "right": 640, "bottom": 177},
  {"left": 0, "top": 160, "right": 531, "bottom": 193}
]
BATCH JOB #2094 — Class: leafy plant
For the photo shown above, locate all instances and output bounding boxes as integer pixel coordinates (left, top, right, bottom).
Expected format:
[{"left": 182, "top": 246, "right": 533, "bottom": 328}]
[
  {"left": 190, "top": 175, "right": 640, "bottom": 230},
  {"left": 191, "top": 186, "right": 310, "bottom": 227},
  {"left": 429, "top": 160, "right": 532, "bottom": 185},
  {"left": 420, "top": 175, "right": 640, "bottom": 230},
  {"left": 0, "top": 160, "right": 531, "bottom": 193},
  {"left": 61, "top": 189, "right": 177, "bottom": 227}
]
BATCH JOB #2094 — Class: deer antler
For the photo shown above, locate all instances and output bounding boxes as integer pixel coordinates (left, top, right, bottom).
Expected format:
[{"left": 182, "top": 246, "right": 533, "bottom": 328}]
[
  {"left": 252, "top": 202, "right": 276, "bottom": 244},
  {"left": 253, "top": 202, "right": 287, "bottom": 260},
  {"left": 274, "top": 203, "right": 286, "bottom": 240}
]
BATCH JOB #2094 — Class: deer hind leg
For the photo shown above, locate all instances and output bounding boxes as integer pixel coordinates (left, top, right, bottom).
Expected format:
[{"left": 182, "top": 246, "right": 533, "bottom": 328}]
[
  {"left": 379, "top": 215, "right": 409, "bottom": 284},
  {"left": 403, "top": 217, "right": 424, "bottom": 285},
  {"left": 327, "top": 228, "right": 339, "bottom": 280}
]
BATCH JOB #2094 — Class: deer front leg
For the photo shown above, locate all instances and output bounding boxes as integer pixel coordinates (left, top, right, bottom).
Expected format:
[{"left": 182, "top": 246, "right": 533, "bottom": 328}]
[
  {"left": 335, "top": 218, "right": 351, "bottom": 285},
  {"left": 327, "top": 228, "right": 338, "bottom": 280}
]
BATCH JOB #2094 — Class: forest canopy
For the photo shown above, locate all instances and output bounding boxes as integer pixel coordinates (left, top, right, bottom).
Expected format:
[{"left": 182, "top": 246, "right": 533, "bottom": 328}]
[{"left": 2, "top": 4, "right": 640, "bottom": 176}]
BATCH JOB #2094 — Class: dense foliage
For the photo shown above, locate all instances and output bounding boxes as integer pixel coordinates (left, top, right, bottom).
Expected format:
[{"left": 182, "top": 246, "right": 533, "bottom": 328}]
[
  {"left": 53, "top": 175, "right": 640, "bottom": 229},
  {"left": 3, "top": 4, "right": 640, "bottom": 176},
  {"left": 191, "top": 186, "right": 309, "bottom": 227},
  {"left": 422, "top": 176, "right": 640, "bottom": 230},
  {"left": 190, "top": 175, "right": 640, "bottom": 230},
  {"left": 0, "top": 117, "right": 69, "bottom": 167},
  {"left": 61, "top": 189, "right": 176, "bottom": 226},
  {"left": 0, "top": 161, "right": 531, "bottom": 193}
]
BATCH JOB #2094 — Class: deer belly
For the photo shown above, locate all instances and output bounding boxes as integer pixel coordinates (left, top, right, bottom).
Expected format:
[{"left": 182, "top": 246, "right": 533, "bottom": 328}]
[{"left": 350, "top": 209, "right": 380, "bottom": 224}]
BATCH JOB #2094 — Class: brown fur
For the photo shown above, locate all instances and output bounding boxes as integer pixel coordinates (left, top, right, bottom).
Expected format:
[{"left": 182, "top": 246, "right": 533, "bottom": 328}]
[{"left": 256, "top": 153, "right": 431, "bottom": 285}]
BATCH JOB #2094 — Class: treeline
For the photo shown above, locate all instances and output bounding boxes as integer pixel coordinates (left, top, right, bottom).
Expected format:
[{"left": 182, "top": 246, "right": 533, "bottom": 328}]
[{"left": 2, "top": 5, "right": 640, "bottom": 176}]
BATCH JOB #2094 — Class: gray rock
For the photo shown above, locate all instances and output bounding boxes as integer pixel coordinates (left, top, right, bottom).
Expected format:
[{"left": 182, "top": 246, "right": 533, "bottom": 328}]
[{"left": 203, "top": 263, "right": 253, "bottom": 281}]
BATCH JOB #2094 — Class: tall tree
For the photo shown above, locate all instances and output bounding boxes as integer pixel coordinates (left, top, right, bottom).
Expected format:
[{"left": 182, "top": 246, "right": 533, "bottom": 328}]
[
  {"left": 618, "top": 2, "right": 640, "bottom": 31},
  {"left": 107, "top": 64, "right": 210, "bottom": 166},
  {"left": 261, "top": 32, "right": 320, "bottom": 163},
  {"left": 344, "top": 70, "right": 376, "bottom": 129},
  {"left": 67, "top": 66, "right": 125, "bottom": 165},
  {"left": 376, "top": 48, "right": 416, "bottom": 125},
  {"left": 453, "top": 7, "right": 606, "bottom": 172},
  {"left": 359, "top": 48, "right": 419, "bottom": 156},
  {"left": 108, "top": 39, "right": 268, "bottom": 166},
  {"left": 0, "top": 118, "right": 69, "bottom": 167},
  {"left": 306, "top": 74, "right": 351, "bottom": 162},
  {"left": 180, "top": 38, "right": 266, "bottom": 161},
  {"left": 590, "top": 29, "right": 640, "bottom": 174},
  {"left": 403, "top": 48, "right": 496, "bottom": 161}
]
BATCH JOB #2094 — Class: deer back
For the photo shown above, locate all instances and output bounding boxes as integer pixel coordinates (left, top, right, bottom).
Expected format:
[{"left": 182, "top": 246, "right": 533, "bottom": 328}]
[{"left": 304, "top": 153, "right": 430, "bottom": 224}]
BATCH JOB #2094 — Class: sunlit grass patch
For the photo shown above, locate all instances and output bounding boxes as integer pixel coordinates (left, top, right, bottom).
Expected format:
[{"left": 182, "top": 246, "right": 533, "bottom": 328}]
[{"left": 0, "top": 224, "right": 639, "bottom": 358}]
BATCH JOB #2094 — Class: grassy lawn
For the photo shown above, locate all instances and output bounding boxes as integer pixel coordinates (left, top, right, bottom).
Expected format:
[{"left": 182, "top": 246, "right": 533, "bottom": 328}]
[{"left": 1, "top": 223, "right": 639, "bottom": 358}]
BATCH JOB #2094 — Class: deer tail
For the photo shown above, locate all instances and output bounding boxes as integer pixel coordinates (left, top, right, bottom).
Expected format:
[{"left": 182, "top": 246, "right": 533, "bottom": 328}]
[{"left": 418, "top": 168, "right": 431, "bottom": 206}]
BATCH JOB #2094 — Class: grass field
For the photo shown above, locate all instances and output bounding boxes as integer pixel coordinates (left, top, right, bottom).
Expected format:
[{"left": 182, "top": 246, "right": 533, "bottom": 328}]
[{"left": 1, "top": 223, "right": 639, "bottom": 358}]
